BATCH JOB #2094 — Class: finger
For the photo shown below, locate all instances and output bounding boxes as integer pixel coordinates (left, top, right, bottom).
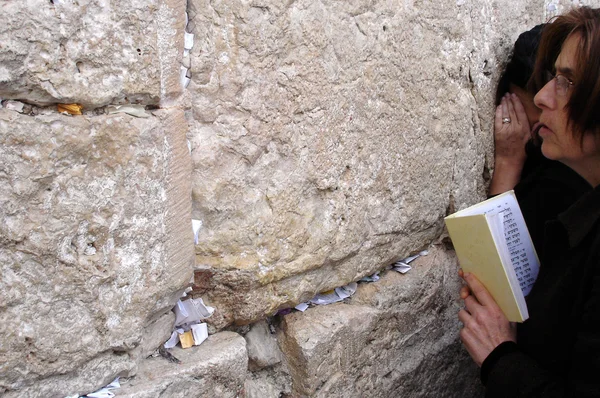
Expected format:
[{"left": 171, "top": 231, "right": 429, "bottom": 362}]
[
  {"left": 501, "top": 96, "right": 509, "bottom": 120},
  {"left": 460, "top": 286, "right": 470, "bottom": 299},
  {"left": 463, "top": 272, "right": 496, "bottom": 307},
  {"left": 459, "top": 327, "right": 473, "bottom": 346},
  {"left": 506, "top": 95, "right": 517, "bottom": 122},
  {"left": 510, "top": 94, "right": 529, "bottom": 131},
  {"left": 459, "top": 325, "right": 477, "bottom": 343},
  {"left": 510, "top": 93, "right": 529, "bottom": 128},
  {"left": 458, "top": 268, "right": 464, "bottom": 278},
  {"left": 458, "top": 309, "right": 472, "bottom": 325},
  {"left": 464, "top": 295, "right": 481, "bottom": 314},
  {"left": 494, "top": 104, "right": 504, "bottom": 130}
]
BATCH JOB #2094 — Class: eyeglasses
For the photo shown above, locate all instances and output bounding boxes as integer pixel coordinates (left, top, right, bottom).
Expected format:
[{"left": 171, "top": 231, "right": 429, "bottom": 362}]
[{"left": 544, "top": 70, "right": 575, "bottom": 96}]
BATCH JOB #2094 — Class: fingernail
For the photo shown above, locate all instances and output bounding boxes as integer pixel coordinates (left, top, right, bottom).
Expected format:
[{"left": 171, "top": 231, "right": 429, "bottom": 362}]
[{"left": 464, "top": 272, "right": 471, "bottom": 278}]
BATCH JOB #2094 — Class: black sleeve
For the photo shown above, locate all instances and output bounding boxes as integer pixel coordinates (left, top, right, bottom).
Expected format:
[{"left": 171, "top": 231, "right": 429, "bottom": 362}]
[{"left": 483, "top": 259, "right": 600, "bottom": 397}]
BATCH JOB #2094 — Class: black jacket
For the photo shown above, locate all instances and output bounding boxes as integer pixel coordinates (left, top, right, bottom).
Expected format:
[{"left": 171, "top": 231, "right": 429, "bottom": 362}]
[{"left": 515, "top": 143, "right": 591, "bottom": 259}]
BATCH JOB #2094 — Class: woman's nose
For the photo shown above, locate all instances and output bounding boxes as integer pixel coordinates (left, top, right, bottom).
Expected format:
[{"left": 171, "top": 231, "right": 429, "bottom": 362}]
[{"left": 534, "top": 79, "right": 556, "bottom": 110}]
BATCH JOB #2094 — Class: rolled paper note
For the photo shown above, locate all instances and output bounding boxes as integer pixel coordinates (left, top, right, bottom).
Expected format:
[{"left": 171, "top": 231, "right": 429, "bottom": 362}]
[
  {"left": 184, "top": 32, "right": 194, "bottom": 50},
  {"left": 57, "top": 103, "right": 83, "bottom": 115},
  {"left": 192, "top": 219, "right": 202, "bottom": 244},
  {"left": 106, "top": 104, "right": 149, "bottom": 118},
  {"left": 164, "top": 330, "right": 180, "bottom": 349}
]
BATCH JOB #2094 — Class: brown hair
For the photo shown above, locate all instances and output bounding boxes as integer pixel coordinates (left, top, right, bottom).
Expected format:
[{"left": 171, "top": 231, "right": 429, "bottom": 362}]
[{"left": 530, "top": 6, "right": 600, "bottom": 139}]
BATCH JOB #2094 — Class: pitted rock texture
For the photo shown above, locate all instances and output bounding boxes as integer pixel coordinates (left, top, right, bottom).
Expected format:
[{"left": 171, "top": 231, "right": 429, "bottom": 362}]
[
  {"left": 276, "top": 244, "right": 483, "bottom": 397},
  {"left": 117, "top": 332, "right": 248, "bottom": 398},
  {"left": 244, "top": 319, "right": 283, "bottom": 371},
  {"left": 0, "top": 109, "right": 193, "bottom": 397},
  {"left": 187, "top": 0, "right": 561, "bottom": 328},
  {"left": 244, "top": 364, "right": 293, "bottom": 398},
  {"left": 0, "top": 0, "right": 185, "bottom": 108}
]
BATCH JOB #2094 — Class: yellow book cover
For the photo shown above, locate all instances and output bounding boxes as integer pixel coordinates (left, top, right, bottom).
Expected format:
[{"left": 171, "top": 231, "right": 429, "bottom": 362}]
[{"left": 444, "top": 191, "right": 539, "bottom": 322}]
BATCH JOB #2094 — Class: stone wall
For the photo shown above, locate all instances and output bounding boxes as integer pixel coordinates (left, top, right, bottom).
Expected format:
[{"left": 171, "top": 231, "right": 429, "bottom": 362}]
[
  {"left": 1, "top": 0, "right": 597, "bottom": 396},
  {"left": 186, "top": 0, "right": 552, "bottom": 328},
  {"left": 0, "top": 1, "right": 194, "bottom": 396},
  {"left": 276, "top": 245, "right": 483, "bottom": 397}
]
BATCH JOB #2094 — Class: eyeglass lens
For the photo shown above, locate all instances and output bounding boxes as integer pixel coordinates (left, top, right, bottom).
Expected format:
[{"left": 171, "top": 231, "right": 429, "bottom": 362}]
[{"left": 543, "top": 70, "right": 571, "bottom": 96}]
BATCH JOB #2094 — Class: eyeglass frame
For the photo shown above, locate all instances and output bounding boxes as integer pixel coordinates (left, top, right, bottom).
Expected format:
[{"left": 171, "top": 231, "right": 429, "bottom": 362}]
[{"left": 544, "top": 70, "right": 575, "bottom": 96}]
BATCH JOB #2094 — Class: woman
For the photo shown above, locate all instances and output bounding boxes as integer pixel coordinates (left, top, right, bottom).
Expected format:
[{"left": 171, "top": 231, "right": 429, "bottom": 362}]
[
  {"left": 459, "top": 7, "right": 600, "bottom": 397},
  {"left": 489, "top": 24, "right": 591, "bottom": 258}
]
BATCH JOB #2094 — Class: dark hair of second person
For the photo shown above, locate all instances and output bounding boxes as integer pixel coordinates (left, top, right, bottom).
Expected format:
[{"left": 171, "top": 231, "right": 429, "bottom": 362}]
[{"left": 495, "top": 24, "right": 546, "bottom": 107}]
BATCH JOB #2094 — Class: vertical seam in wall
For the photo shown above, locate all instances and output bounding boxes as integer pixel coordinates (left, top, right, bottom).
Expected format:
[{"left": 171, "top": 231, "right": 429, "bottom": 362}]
[{"left": 181, "top": 0, "right": 194, "bottom": 89}]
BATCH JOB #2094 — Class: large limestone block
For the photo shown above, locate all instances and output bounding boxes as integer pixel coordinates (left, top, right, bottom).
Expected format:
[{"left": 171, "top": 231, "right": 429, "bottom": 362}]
[
  {"left": 0, "top": 0, "right": 186, "bottom": 107},
  {"left": 277, "top": 245, "right": 483, "bottom": 397},
  {"left": 0, "top": 108, "right": 193, "bottom": 397},
  {"left": 186, "top": 0, "right": 550, "bottom": 327},
  {"left": 117, "top": 332, "right": 248, "bottom": 398}
]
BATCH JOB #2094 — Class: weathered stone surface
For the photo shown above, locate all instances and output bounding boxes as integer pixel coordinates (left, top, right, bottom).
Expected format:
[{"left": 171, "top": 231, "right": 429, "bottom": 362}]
[
  {"left": 244, "top": 378, "right": 281, "bottom": 398},
  {"left": 244, "top": 319, "right": 282, "bottom": 371},
  {"left": 117, "top": 332, "right": 248, "bottom": 398},
  {"left": 130, "top": 311, "right": 176, "bottom": 363},
  {"left": 243, "top": 367, "right": 293, "bottom": 398},
  {"left": 276, "top": 244, "right": 483, "bottom": 397},
  {"left": 0, "top": 108, "right": 193, "bottom": 397},
  {"left": 0, "top": 0, "right": 186, "bottom": 108},
  {"left": 186, "top": 0, "right": 567, "bottom": 328},
  {"left": 244, "top": 379, "right": 281, "bottom": 398}
]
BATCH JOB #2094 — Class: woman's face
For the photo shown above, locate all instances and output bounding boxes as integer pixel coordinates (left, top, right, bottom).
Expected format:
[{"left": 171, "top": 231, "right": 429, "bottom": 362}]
[
  {"left": 534, "top": 33, "right": 600, "bottom": 173},
  {"left": 509, "top": 83, "right": 540, "bottom": 129}
]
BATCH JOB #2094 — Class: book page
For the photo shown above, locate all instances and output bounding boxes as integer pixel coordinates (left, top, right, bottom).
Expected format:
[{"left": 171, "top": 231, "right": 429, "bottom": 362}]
[{"left": 500, "top": 202, "right": 539, "bottom": 296}]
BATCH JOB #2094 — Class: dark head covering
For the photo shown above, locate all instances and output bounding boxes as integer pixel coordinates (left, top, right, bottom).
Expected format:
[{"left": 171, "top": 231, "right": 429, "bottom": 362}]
[{"left": 495, "top": 24, "right": 546, "bottom": 105}]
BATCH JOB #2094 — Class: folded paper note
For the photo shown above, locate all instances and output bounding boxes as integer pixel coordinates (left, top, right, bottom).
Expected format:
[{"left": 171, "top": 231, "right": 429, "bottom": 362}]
[
  {"left": 58, "top": 103, "right": 83, "bottom": 115},
  {"left": 174, "top": 298, "right": 214, "bottom": 327},
  {"left": 179, "top": 330, "right": 194, "bottom": 349},
  {"left": 106, "top": 104, "right": 149, "bottom": 118},
  {"left": 191, "top": 323, "right": 208, "bottom": 346}
]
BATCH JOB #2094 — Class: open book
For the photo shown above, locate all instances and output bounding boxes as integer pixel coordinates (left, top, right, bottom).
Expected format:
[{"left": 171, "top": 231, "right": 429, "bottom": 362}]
[{"left": 444, "top": 190, "right": 539, "bottom": 322}]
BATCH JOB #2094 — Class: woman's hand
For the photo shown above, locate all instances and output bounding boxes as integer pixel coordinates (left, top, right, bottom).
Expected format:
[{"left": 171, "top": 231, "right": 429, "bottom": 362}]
[
  {"left": 494, "top": 93, "right": 530, "bottom": 162},
  {"left": 458, "top": 269, "right": 517, "bottom": 367},
  {"left": 488, "top": 93, "right": 531, "bottom": 195}
]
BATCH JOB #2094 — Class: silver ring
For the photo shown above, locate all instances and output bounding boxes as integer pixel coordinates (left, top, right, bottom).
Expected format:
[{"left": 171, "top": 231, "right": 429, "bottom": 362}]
[{"left": 502, "top": 117, "right": 511, "bottom": 124}]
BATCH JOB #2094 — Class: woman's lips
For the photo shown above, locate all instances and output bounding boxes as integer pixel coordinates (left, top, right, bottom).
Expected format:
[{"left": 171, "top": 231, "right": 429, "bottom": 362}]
[{"left": 538, "top": 125, "right": 552, "bottom": 137}]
